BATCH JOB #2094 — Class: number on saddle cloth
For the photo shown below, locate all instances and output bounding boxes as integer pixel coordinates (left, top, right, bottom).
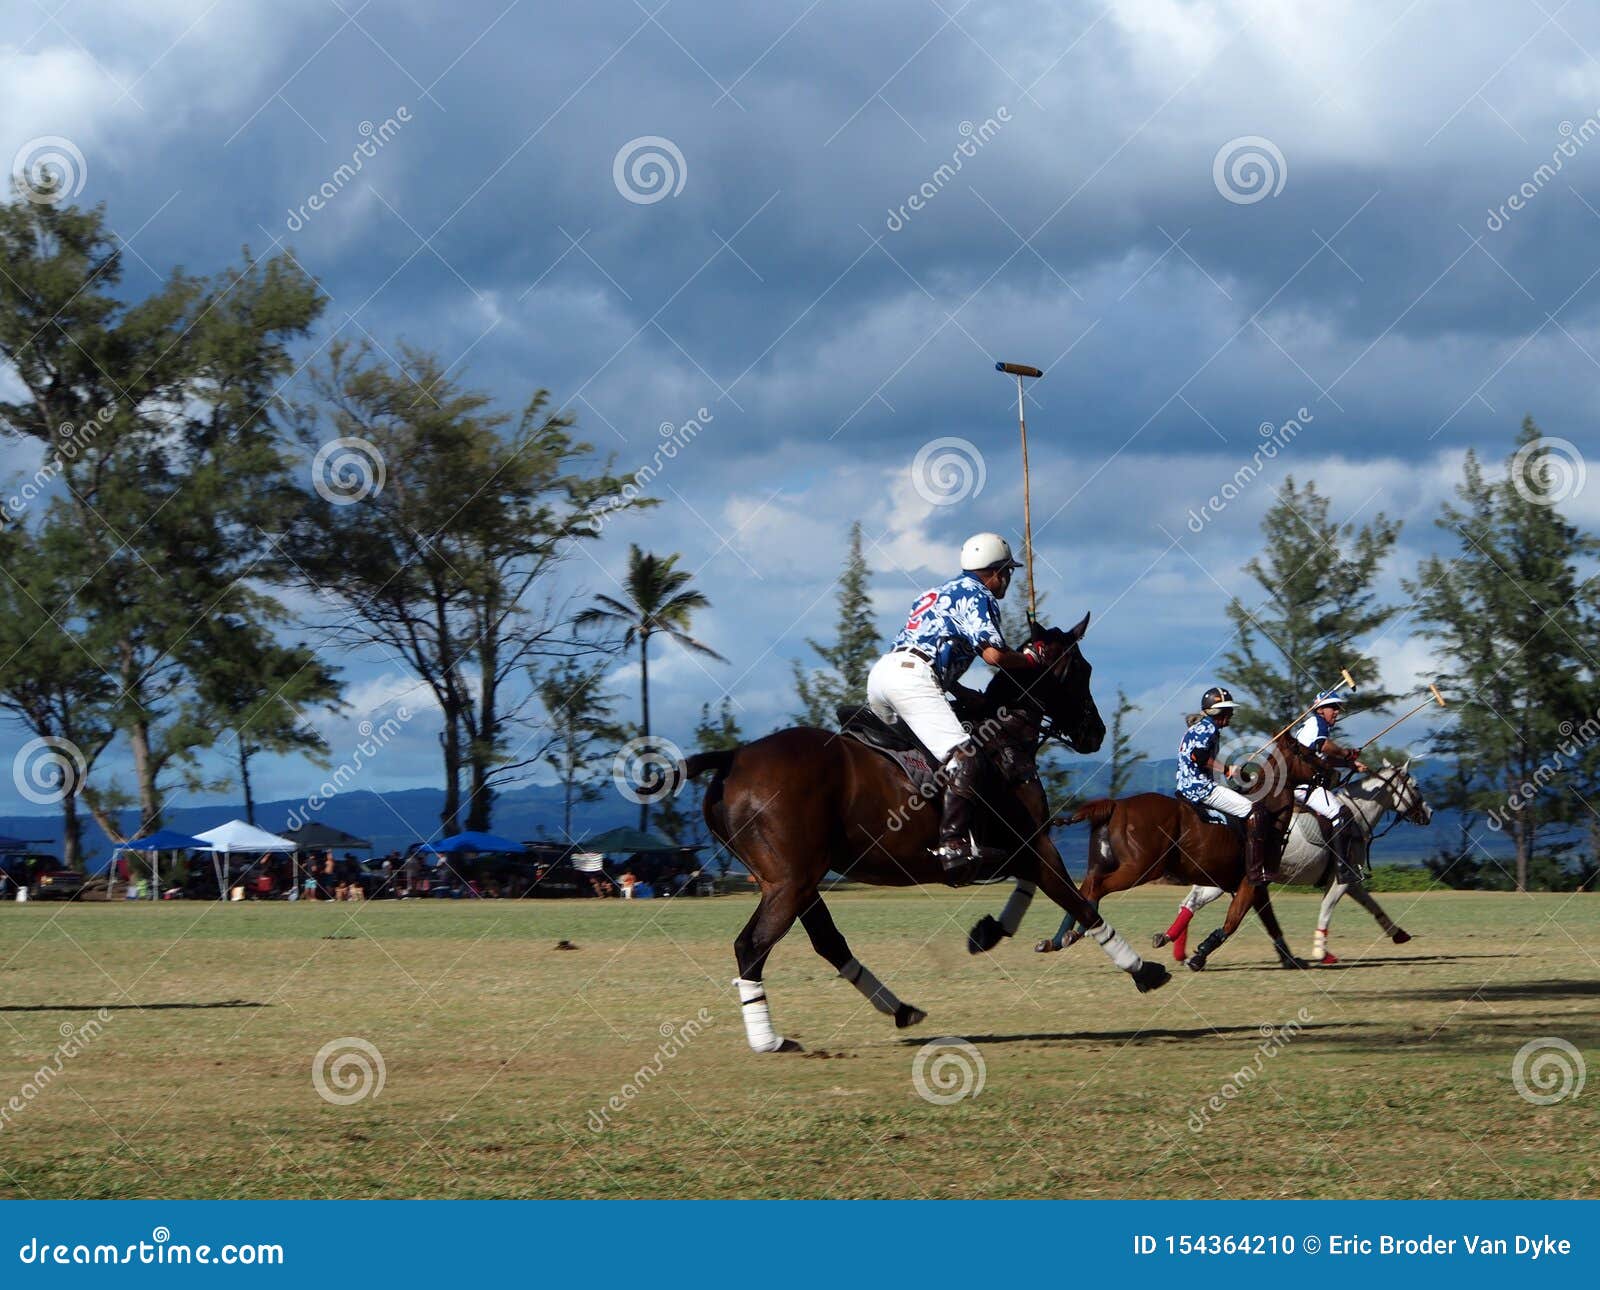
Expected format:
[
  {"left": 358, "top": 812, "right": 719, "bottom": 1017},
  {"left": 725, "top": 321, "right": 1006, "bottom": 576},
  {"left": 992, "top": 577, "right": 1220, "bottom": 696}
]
[{"left": 835, "top": 705, "right": 941, "bottom": 795}]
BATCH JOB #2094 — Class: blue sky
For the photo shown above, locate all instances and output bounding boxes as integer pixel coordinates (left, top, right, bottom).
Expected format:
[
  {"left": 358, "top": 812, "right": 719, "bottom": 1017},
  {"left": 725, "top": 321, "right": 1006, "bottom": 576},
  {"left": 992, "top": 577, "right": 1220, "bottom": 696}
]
[{"left": 3, "top": 0, "right": 1598, "bottom": 818}]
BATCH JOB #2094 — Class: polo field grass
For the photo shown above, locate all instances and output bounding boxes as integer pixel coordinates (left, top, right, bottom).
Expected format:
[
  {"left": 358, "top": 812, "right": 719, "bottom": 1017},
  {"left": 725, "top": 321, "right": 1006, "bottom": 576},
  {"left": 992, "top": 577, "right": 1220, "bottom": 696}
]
[{"left": 0, "top": 887, "right": 1594, "bottom": 1199}]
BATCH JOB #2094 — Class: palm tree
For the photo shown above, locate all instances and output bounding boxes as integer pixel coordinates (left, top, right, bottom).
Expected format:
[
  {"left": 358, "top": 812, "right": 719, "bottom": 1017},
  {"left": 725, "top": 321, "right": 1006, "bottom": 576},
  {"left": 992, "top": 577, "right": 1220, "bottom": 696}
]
[{"left": 575, "top": 545, "right": 726, "bottom": 828}]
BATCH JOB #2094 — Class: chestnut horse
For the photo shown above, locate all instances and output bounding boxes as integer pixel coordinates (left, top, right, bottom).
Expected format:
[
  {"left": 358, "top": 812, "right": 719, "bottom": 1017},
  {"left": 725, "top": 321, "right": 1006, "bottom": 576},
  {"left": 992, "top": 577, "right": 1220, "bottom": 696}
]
[
  {"left": 678, "top": 617, "right": 1170, "bottom": 1053},
  {"left": 1042, "top": 735, "right": 1328, "bottom": 971}
]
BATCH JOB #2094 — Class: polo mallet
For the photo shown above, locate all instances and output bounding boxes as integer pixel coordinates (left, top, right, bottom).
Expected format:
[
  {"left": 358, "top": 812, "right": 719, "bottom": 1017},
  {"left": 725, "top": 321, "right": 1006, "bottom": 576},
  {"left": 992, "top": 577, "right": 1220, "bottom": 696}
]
[
  {"left": 1245, "top": 667, "right": 1357, "bottom": 764},
  {"left": 1359, "top": 683, "right": 1446, "bottom": 751},
  {"left": 995, "top": 361, "right": 1044, "bottom": 629}
]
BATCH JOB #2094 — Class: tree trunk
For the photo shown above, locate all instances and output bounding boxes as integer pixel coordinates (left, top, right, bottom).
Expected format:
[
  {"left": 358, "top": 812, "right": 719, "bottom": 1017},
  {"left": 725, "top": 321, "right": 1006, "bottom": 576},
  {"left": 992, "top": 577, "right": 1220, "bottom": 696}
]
[
  {"left": 238, "top": 734, "right": 256, "bottom": 825},
  {"left": 59, "top": 794, "right": 81, "bottom": 869},
  {"left": 1515, "top": 822, "right": 1529, "bottom": 893},
  {"left": 466, "top": 622, "right": 499, "bottom": 834},
  {"left": 440, "top": 707, "right": 462, "bottom": 836},
  {"left": 639, "top": 633, "right": 651, "bottom": 832},
  {"left": 129, "top": 716, "right": 161, "bottom": 835}
]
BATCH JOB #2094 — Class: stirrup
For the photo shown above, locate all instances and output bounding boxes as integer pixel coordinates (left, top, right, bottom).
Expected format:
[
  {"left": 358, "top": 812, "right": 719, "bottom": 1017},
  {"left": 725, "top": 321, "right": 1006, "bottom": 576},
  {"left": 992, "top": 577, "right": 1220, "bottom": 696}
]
[{"left": 932, "top": 841, "right": 978, "bottom": 887}]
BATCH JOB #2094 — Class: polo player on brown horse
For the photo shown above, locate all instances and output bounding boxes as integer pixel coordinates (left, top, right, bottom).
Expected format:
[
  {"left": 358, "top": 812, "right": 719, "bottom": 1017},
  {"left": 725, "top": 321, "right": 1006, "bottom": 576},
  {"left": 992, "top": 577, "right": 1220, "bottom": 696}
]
[
  {"left": 677, "top": 532, "right": 1170, "bottom": 1053},
  {"left": 1039, "top": 682, "right": 1357, "bottom": 971}
]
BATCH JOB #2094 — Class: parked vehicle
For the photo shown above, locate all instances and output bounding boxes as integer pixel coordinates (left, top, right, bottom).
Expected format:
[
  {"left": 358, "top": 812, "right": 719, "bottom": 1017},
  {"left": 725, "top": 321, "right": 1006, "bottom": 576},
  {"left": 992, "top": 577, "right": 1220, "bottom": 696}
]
[{"left": 29, "top": 867, "right": 89, "bottom": 900}]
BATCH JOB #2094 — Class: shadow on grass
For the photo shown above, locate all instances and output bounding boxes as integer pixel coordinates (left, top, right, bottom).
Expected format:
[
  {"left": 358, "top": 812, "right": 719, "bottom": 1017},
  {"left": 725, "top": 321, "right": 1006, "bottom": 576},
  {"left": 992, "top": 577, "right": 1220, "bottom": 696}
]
[
  {"left": 1191, "top": 952, "right": 1518, "bottom": 972},
  {"left": 909, "top": 1021, "right": 1379, "bottom": 1046},
  {"left": 1342, "top": 977, "right": 1600, "bottom": 1002},
  {"left": 0, "top": 1000, "right": 267, "bottom": 1012}
]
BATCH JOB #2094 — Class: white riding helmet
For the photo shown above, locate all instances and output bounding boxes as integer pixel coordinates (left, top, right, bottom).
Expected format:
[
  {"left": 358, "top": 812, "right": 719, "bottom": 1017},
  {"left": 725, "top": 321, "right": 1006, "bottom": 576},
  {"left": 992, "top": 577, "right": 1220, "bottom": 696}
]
[{"left": 960, "top": 532, "right": 1022, "bottom": 572}]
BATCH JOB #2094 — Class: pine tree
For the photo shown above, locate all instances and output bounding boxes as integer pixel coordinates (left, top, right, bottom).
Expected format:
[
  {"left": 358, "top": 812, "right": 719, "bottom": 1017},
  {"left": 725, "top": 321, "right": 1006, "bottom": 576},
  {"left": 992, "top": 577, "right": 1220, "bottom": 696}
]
[
  {"left": 0, "top": 522, "right": 115, "bottom": 865},
  {"left": 1106, "top": 689, "right": 1147, "bottom": 796},
  {"left": 197, "top": 633, "right": 343, "bottom": 825},
  {"left": 1223, "top": 477, "right": 1402, "bottom": 738},
  {"left": 0, "top": 187, "right": 325, "bottom": 833},
  {"left": 1407, "top": 418, "right": 1600, "bottom": 891},
  {"left": 794, "top": 521, "right": 879, "bottom": 725},
  {"left": 536, "top": 660, "right": 626, "bottom": 838}
]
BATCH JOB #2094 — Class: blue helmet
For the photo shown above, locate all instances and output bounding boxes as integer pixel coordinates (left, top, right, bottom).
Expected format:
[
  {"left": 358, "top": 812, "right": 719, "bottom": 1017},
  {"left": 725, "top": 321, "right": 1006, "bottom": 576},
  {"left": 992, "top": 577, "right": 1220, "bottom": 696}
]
[{"left": 1312, "top": 689, "right": 1347, "bottom": 708}]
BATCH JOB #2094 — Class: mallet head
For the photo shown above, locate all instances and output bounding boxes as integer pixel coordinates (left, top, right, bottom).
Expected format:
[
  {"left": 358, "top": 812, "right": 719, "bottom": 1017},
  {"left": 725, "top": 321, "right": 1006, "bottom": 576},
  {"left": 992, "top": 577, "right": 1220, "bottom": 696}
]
[{"left": 995, "top": 362, "right": 1044, "bottom": 378}]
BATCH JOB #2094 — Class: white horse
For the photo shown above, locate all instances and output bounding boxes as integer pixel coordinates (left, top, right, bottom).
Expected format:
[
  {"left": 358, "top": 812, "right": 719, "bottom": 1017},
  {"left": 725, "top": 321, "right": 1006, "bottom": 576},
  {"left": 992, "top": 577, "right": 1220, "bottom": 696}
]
[{"left": 1159, "top": 763, "right": 1433, "bottom": 964}]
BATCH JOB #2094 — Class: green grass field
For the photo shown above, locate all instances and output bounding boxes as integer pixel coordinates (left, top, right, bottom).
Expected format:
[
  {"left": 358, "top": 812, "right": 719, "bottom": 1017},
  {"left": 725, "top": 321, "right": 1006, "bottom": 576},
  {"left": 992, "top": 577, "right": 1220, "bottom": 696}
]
[{"left": 0, "top": 886, "right": 1595, "bottom": 1199}]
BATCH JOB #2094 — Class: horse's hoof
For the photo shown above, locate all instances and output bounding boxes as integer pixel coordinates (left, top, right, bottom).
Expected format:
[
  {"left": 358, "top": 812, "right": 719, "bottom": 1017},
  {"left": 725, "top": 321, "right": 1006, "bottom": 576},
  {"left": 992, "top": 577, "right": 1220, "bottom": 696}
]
[
  {"left": 1391, "top": 929, "right": 1411, "bottom": 944},
  {"left": 1033, "top": 939, "right": 1059, "bottom": 953},
  {"left": 1060, "top": 930, "right": 1083, "bottom": 948},
  {"left": 773, "top": 1038, "right": 804, "bottom": 1053},
  {"left": 1318, "top": 952, "right": 1339, "bottom": 965},
  {"left": 1279, "top": 956, "right": 1309, "bottom": 970},
  {"left": 1151, "top": 931, "right": 1170, "bottom": 948},
  {"left": 1187, "top": 957, "right": 1208, "bottom": 972},
  {"left": 1133, "top": 960, "right": 1170, "bottom": 993},
  {"left": 895, "top": 1003, "right": 928, "bottom": 1030},
  {"left": 967, "top": 914, "right": 1006, "bottom": 956}
]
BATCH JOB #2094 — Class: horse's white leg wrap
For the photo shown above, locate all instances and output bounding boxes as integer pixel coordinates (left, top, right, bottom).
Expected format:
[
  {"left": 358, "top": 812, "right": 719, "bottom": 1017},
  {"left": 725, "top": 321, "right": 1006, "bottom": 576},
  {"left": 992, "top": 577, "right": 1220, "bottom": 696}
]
[
  {"left": 1318, "top": 881, "right": 1346, "bottom": 931},
  {"left": 998, "top": 880, "right": 1036, "bottom": 936},
  {"left": 840, "top": 956, "right": 902, "bottom": 1016},
  {"left": 1182, "top": 885, "right": 1226, "bottom": 914},
  {"left": 1311, "top": 925, "right": 1329, "bottom": 959},
  {"left": 1089, "top": 921, "right": 1142, "bottom": 972},
  {"left": 734, "top": 977, "right": 787, "bottom": 1052}
]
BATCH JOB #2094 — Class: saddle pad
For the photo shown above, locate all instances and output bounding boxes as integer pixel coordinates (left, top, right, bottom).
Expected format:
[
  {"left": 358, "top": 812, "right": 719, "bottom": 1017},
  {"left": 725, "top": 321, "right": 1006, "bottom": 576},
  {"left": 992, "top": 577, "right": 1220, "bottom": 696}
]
[{"left": 841, "top": 729, "right": 939, "bottom": 795}]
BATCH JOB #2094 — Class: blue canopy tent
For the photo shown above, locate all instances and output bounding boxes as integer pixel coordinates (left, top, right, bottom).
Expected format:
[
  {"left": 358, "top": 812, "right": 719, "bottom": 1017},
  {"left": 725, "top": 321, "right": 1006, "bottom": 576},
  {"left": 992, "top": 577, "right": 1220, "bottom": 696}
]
[
  {"left": 419, "top": 831, "right": 523, "bottom": 855},
  {"left": 114, "top": 829, "right": 207, "bottom": 900}
]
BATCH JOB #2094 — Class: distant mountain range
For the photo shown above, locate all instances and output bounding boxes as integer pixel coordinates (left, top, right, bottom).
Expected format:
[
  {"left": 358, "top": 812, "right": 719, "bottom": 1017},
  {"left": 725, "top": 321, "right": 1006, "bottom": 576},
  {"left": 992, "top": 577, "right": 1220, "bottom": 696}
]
[
  {"left": 1, "top": 783, "right": 638, "bottom": 868},
  {"left": 1, "top": 757, "right": 1503, "bottom": 869}
]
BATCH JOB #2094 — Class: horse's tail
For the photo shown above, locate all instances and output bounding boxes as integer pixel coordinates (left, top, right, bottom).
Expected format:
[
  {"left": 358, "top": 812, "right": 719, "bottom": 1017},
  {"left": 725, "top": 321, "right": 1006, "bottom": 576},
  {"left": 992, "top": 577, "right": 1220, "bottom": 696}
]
[
  {"left": 667, "top": 748, "right": 739, "bottom": 800},
  {"left": 682, "top": 748, "right": 737, "bottom": 783},
  {"left": 1067, "top": 798, "right": 1118, "bottom": 828}
]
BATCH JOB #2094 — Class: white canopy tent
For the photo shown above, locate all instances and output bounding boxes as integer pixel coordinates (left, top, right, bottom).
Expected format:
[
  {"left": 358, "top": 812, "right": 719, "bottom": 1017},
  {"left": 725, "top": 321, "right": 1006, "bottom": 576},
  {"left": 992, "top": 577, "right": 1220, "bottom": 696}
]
[{"left": 193, "top": 820, "right": 296, "bottom": 900}]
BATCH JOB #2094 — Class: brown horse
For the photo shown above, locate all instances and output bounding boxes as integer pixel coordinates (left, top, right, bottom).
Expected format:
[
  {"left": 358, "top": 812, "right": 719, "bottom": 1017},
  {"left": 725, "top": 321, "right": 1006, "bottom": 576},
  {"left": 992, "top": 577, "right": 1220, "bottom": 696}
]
[
  {"left": 677, "top": 616, "right": 1170, "bottom": 1053},
  {"left": 1043, "top": 735, "right": 1328, "bottom": 971}
]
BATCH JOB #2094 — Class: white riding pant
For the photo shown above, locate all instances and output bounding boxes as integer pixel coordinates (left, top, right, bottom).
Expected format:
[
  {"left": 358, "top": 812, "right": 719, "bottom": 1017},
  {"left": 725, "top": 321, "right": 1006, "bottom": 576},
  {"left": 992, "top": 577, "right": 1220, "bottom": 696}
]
[
  {"left": 1200, "top": 783, "right": 1252, "bottom": 818},
  {"left": 1296, "top": 785, "right": 1341, "bottom": 820},
  {"left": 866, "top": 652, "right": 969, "bottom": 762}
]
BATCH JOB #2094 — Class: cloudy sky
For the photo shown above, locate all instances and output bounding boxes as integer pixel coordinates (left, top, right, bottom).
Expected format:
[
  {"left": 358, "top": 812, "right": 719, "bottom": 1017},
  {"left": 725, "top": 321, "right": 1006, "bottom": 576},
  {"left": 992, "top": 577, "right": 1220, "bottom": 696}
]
[{"left": 3, "top": 0, "right": 1598, "bottom": 817}]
